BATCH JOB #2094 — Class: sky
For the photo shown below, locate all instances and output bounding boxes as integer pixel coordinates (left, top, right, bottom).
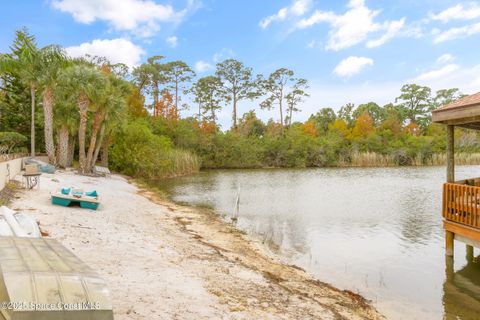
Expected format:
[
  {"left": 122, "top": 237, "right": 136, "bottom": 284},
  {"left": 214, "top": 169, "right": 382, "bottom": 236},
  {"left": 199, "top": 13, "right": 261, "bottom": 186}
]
[{"left": 1, "top": 0, "right": 480, "bottom": 128}]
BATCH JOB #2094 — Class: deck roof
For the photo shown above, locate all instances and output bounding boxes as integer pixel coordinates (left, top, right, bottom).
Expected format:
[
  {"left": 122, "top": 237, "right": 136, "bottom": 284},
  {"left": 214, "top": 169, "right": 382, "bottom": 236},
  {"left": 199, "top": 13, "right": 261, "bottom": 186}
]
[{"left": 432, "top": 92, "right": 480, "bottom": 129}]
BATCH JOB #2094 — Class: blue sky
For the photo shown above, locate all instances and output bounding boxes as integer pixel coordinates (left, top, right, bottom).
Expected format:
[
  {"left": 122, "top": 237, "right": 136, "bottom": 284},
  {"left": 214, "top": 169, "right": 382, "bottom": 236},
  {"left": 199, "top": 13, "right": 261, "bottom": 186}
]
[{"left": 2, "top": 0, "right": 480, "bottom": 128}]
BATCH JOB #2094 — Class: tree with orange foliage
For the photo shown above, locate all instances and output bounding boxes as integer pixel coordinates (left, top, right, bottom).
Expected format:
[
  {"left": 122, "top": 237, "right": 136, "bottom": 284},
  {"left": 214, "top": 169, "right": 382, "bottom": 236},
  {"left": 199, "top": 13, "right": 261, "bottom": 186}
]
[
  {"left": 155, "top": 90, "right": 178, "bottom": 120},
  {"left": 200, "top": 120, "right": 217, "bottom": 135},
  {"left": 302, "top": 120, "right": 318, "bottom": 137},
  {"left": 405, "top": 121, "right": 420, "bottom": 136},
  {"left": 351, "top": 112, "right": 375, "bottom": 139}
]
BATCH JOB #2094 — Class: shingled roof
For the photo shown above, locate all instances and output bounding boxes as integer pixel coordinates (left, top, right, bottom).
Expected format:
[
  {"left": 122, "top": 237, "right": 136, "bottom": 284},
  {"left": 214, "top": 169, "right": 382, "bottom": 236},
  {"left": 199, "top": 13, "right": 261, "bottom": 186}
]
[
  {"left": 432, "top": 91, "right": 480, "bottom": 129},
  {"left": 437, "top": 91, "right": 480, "bottom": 110}
]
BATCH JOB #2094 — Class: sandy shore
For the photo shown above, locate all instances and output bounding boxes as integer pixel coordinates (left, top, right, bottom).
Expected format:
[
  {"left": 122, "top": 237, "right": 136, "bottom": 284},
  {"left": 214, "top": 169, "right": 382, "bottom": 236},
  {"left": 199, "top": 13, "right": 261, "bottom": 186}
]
[{"left": 11, "top": 170, "right": 383, "bottom": 320}]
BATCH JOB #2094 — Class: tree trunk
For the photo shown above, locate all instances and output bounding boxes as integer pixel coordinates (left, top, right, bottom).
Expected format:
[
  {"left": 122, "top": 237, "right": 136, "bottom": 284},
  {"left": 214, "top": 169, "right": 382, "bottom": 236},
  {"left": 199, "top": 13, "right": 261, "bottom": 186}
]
[
  {"left": 153, "top": 81, "right": 159, "bottom": 116},
  {"left": 42, "top": 86, "right": 56, "bottom": 165},
  {"left": 100, "top": 135, "right": 110, "bottom": 167},
  {"left": 77, "top": 94, "right": 89, "bottom": 174},
  {"left": 232, "top": 93, "right": 237, "bottom": 129},
  {"left": 92, "top": 123, "right": 106, "bottom": 170},
  {"left": 30, "top": 85, "right": 36, "bottom": 157},
  {"left": 57, "top": 125, "right": 69, "bottom": 168},
  {"left": 288, "top": 104, "right": 293, "bottom": 127},
  {"left": 175, "top": 80, "right": 179, "bottom": 114},
  {"left": 86, "top": 109, "right": 105, "bottom": 171},
  {"left": 279, "top": 101, "right": 284, "bottom": 132},
  {"left": 67, "top": 135, "right": 76, "bottom": 168},
  {"left": 279, "top": 87, "right": 285, "bottom": 135}
]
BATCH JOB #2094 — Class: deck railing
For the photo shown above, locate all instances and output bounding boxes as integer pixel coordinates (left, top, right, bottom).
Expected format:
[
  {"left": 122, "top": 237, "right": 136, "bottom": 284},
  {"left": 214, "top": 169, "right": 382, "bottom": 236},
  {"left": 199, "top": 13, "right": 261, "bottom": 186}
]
[{"left": 443, "top": 182, "right": 480, "bottom": 228}]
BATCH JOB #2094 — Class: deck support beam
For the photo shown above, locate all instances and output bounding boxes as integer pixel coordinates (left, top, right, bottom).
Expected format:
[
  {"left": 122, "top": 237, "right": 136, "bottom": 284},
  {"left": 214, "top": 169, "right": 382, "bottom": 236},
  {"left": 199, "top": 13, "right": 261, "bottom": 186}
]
[
  {"left": 446, "top": 125, "right": 455, "bottom": 183},
  {"left": 446, "top": 230, "right": 454, "bottom": 257}
]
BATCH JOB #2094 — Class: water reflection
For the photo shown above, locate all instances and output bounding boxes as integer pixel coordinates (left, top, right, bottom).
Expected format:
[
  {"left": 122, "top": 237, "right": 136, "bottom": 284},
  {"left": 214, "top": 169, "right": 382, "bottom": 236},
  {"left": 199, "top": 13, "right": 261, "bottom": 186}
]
[
  {"left": 444, "top": 254, "right": 480, "bottom": 319},
  {"left": 398, "top": 188, "right": 437, "bottom": 246},
  {"left": 155, "top": 166, "right": 480, "bottom": 319}
]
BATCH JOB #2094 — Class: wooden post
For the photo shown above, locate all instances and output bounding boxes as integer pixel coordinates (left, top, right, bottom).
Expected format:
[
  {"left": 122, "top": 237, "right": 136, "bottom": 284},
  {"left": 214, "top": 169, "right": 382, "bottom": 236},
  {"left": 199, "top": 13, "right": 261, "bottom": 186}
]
[
  {"left": 445, "top": 255, "right": 454, "bottom": 281},
  {"left": 446, "top": 125, "right": 455, "bottom": 183},
  {"left": 466, "top": 244, "right": 474, "bottom": 262},
  {"left": 446, "top": 230, "right": 454, "bottom": 257}
]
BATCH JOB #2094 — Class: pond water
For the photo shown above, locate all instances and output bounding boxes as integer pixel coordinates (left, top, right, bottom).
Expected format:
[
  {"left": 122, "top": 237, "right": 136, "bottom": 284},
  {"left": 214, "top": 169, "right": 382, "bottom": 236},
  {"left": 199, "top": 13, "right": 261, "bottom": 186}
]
[{"left": 154, "top": 166, "right": 480, "bottom": 319}]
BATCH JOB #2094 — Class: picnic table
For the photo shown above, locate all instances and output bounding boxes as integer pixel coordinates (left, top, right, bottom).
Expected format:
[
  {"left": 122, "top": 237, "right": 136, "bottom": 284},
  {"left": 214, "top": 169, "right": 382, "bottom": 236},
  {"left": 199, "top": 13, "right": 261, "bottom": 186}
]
[
  {"left": 22, "top": 172, "right": 41, "bottom": 189},
  {"left": 22, "top": 164, "right": 41, "bottom": 189}
]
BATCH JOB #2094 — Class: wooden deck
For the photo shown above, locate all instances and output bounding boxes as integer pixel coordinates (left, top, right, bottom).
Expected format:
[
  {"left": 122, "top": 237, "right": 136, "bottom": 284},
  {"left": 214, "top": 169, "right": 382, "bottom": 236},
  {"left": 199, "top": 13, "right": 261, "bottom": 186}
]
[
  {"left": 443, "top": 182, "right": 480, "bottom": 255},
  {"left": 431, "top": 92, "right": 480, "bottom": 257}
]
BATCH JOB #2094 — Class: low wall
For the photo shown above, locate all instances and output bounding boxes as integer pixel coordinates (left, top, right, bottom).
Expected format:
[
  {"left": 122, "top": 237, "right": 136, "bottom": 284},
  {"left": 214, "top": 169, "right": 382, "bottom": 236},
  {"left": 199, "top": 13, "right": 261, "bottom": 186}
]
[
  {"left": 0, "top": 154, "right": 50, "bottom": 191},
  {"left": 0, "top": 157, "right": 24, "bottom": 191}
]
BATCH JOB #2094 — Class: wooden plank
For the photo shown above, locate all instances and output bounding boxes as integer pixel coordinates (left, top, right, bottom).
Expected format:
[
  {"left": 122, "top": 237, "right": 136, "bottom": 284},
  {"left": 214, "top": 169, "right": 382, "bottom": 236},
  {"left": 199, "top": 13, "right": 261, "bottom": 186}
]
[
  {"left": 460, "top": 185, "right": 464, "bottom": 223},
  {"left": 451, "top": 184, "right": 455, "bottom": 222},
  {"left": 475, "top": 188, "right": 479, "bottom": 228},
  {"left": 444, "top": 220, "right": 480, "bottom": 242},
  {"left": 468, "top": 188, "right": 473, "bottom": 225},
  {"left": 455, "top": 184, "right": 459, "bottom": 223},
  {"left": 466, "top": 187, "right": 470, "bottom": 225},
  {"left": 432, "top": 105, "right": 480, "bottom": 123},
  {"left": 451, "top": 184, "right": 456, "bottom": 222},
  {"left": 449, "top": 184, "right": 454, "bottom": 220},
  {"left": 442, "top": 184, "right": 447, "bottom": 219}
]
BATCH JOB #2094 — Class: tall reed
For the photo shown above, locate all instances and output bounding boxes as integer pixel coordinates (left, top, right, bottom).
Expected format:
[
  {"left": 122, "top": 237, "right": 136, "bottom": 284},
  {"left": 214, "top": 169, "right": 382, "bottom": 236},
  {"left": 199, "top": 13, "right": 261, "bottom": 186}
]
[
  {"left": 339, "top": 152, "right": 480, "bottom": 167},
  {"left": 167, "top": 149, "right": 201, "bottom": 177}
]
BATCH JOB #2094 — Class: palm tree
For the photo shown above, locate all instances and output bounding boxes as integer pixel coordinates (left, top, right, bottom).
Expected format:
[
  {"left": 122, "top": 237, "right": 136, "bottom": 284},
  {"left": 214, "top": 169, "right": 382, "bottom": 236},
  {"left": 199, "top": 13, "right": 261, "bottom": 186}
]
[
  {"left": 0, "top": 29, "right": 43, "bottom": 156},
  {"left": 38, "top": 45, "right": 67, "bottom": 165},
  {"left": 53, "top": 101, "right": 78, "bottom": 168},
  {"left": 58, "top": 64, "right": 105, "bottom": 174},
  {"left": 86, "top": 72, "right": 129, "bottom": 170}
]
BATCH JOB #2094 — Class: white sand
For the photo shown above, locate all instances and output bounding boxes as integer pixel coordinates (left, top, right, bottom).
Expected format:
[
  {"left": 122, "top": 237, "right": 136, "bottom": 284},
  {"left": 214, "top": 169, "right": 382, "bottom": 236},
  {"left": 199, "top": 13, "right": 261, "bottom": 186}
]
[{"left": 11, "top": 170, "right": 383, "bottom": 320}]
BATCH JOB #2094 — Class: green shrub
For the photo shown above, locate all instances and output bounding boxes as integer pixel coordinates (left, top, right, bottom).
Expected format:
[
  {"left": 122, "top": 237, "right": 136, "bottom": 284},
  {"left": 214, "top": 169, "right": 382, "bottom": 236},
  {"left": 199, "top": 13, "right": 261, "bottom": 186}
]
[
  {"left": 110, "top": 121, "right": 200, "bottom": 178},
  {"left": 0, "top": 132, "right": 27, "bottom": 154}
]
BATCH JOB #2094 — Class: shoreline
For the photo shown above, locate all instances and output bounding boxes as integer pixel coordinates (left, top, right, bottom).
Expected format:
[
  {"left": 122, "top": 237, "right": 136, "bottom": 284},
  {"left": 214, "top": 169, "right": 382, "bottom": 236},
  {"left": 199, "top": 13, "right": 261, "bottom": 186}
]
[{"left": 11, "top": 170, "right": 383, "bottom": 319}]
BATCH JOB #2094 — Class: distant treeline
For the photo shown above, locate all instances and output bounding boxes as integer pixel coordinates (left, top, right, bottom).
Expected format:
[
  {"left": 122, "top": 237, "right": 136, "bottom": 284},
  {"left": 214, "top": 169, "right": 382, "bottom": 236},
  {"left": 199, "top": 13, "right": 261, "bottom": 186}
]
[{"left": 1, "top": 29, "right": 477, "bottom": 179}]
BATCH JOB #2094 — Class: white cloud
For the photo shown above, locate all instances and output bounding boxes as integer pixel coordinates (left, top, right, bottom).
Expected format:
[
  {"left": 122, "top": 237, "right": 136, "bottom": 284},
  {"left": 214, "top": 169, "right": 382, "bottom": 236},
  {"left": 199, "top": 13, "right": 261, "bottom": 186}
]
[
  {"left": 433, "top": 21, "right": 480, "bottom": 43},
  {"left": 292, "top": 64, "right": 480, "bottom": 124},
  {"left": 411, "top": 64, "right": 480, "bottom": 94},
  {"left": 366, "top": 18, "right": 405, "bottom": 48},
  {"left": 333, "top": 56, "right": 373, "bottom": 77},
  {"left": 52, "top": 0, "right": 196, "bottom": 37},
  {"left": 65, "top": 38, "right": 145, "bottom": 68},
  {"left": 193, "top": 49, "right": 235, "bottom": 74},
  {"left": 437, "top": 53, "right": 455, "bottom": 64},
  {"left": 296, "top": 0, "right": 405, "bottom": 50},
  {"left": 194, "top": 61, "right": 214, "bottom": 73},
  {"left": 414, "top": 64, "right": 459, "bottom": 82},
  {"left": 259, "top": 0, "right": 312, "bottom": 28},
  {"left": 431, "top": 3, "right": 480, "bottom": 23},
  {"left": 166, "top": 36, "right": 178, "bottom": 48}
]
